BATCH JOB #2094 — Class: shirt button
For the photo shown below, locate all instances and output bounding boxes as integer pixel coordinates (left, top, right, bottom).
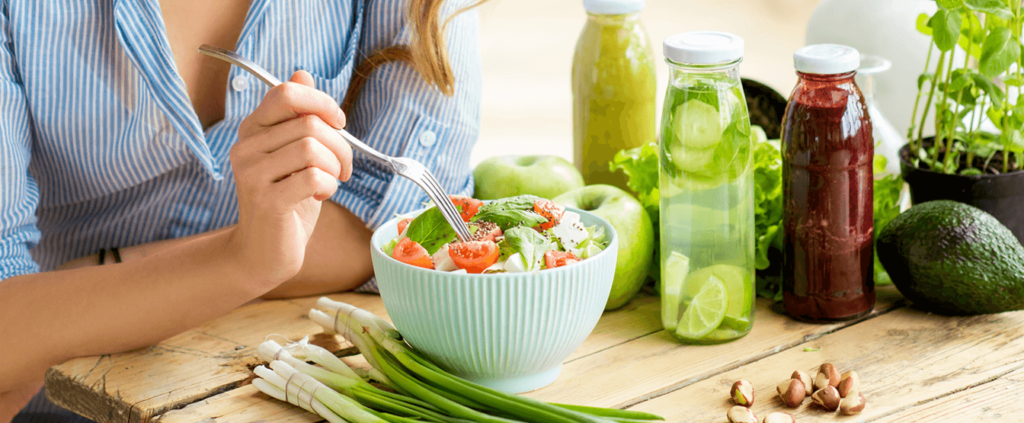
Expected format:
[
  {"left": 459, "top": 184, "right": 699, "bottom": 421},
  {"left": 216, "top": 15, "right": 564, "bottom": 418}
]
[
  {"left": 419, "top": 131, "right": 437, "bottom": 147},
  {"left": 231, "top": 75, "right": 249, "bottom": 92}
]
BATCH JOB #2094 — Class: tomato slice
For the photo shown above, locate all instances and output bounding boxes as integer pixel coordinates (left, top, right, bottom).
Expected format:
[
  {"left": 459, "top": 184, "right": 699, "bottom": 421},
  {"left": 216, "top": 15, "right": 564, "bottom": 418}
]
[
  {"left": 449, "top": 195, "right": 483, "bottom": 222},
  {"left": 544, "top": 250, "right": 579, "bottom": 269},
  {"left": 533, "top": 199, "right": 566, "bottom": 230},
  {"left": 393, "top": 238, "right": 434, "bottom": 269},
  {"left": 448, "top": 240, "right": 499, "bottom": 274},
  {"left": 472, "top": 221, "right": 503, "bottom": 243},
  {"left": 397, "top": 217, "right": 414, "bottom": 235}
]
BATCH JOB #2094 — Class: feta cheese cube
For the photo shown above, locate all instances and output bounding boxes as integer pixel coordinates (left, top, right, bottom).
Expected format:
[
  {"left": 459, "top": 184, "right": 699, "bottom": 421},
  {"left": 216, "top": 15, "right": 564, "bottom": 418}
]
[{"left": 431, "top": 244, "right": 460, "bottom": 272}]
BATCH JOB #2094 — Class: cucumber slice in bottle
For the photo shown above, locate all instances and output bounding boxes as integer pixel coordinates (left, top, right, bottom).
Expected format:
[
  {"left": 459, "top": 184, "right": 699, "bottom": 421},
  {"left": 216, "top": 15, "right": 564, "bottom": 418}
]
[
  {"left": 675, "top": 275, "right": 728, "bottom": 341},
  {"left": 672, "top": 100, "right": 722, "bottom": 149},
  {"left": 662, "top": 252, "right": 690, "bottom": 331}
]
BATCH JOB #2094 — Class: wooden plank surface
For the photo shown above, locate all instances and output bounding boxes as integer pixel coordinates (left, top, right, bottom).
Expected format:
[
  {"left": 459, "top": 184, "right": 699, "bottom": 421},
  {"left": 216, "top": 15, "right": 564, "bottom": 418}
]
[
  {"left": 517, "top": 286, "right": 904, "bottom": 409},
  {"left": 152, "top": 287, "right": 904, "bottom": 422},
  {"left": 626, "top": 304, "right": 1024, "bottom": 422},
  {"left": 874, "top": 367, "right": 1024, "bottom": 423},
  {"left": 45, "top": 294, "right": 387, "bottom": 423},
  {"left": 48, "top": 293, "right": 664, "bottom": 423}
]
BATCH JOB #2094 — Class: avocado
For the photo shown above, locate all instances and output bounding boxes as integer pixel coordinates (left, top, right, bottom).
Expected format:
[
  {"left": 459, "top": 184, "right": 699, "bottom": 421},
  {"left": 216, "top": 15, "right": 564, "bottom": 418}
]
[{"left": 877, "top": 200, "right": 1024, "bottom": 315}]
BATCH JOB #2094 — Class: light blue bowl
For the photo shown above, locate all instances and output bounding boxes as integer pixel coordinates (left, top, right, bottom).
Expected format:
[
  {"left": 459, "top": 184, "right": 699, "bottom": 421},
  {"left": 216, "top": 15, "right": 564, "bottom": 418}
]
[{"left": 370, "top": 207, "right": 617, "bottom": 393}]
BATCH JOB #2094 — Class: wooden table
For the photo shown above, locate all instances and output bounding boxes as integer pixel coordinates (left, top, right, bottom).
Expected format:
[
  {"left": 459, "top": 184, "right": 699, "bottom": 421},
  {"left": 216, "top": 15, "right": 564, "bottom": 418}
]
[{"left": 45, "top": 285, "right": 1024, "bottom": 422}]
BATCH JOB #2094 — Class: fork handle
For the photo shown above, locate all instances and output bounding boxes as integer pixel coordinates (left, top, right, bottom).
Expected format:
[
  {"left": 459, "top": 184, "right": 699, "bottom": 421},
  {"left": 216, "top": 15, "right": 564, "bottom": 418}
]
[{"left": 198, "top": 44, "right": 394, "bottom": 168}]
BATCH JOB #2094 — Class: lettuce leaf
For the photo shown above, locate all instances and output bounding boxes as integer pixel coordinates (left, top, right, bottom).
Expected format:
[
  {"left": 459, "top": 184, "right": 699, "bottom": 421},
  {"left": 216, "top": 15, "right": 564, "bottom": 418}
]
[
  {"left": 609, "top": 143, "right": 660, "bottom": 224},
  {"left": 503, "top": 226, "right": 556, "bottom": 272},
  {"left": 873, "top": 155, "right": 904, "bottom": 286}
]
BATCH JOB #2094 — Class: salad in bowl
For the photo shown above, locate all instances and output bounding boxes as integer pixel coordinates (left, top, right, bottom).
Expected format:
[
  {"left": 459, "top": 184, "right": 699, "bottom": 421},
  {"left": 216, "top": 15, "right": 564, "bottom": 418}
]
[{"left": 380, "top": 194, "right": 609, "bottom": 274}]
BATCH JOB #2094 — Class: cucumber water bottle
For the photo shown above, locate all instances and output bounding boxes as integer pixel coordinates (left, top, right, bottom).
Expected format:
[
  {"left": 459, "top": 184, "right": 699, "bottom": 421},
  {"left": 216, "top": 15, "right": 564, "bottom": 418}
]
[{"left": 659, "top": 32, "right": 755, "bottom": 344}]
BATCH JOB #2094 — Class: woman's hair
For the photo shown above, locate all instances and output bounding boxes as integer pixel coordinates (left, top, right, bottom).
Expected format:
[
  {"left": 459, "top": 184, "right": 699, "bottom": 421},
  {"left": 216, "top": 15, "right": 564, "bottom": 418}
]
[{"left": 342, "top": 0, "right": 484, "bottom": 113}]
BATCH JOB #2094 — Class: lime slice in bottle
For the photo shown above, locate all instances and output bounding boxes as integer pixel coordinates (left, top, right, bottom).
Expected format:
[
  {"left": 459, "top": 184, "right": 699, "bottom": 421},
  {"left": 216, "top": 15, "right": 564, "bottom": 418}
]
[
  {"left": 672, "top": 100, "right": 722, "bottom": 149},
  {"left": 675, "top": 275, "right": 728, "bottom": 340},
  {"left": 661, "top": 252, "right": 690, "bottom": 331},
  {"left": 684, "top": 264, "right": 752, "bottom": 328}
]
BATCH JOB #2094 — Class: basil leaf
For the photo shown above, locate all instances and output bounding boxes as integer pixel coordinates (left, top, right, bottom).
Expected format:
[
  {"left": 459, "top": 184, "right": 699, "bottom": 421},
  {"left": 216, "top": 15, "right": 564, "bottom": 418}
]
[
  {"left": 972, "top": 72, "right": 1006, "bottom": 109},
  {"left": 504, "top": 227, "right": 555, "bottom": 272},
  {"left": 929, "top": 9, "right": 962, "bottom": 52},
  {"left": 472, "top": 195, "right": 547, "bottom": 230},
  {"left": 980, "top": 27, "right": 1020, "bottom": 77},
  {"left": 404, "top": 207, "right": 457, "bottom": 255},
  {"left": 476, "top": 195, "right": 543, "bottom": 213},
  {"left": 472, "top": 209, "right": 547, "bottom": 231},
  {"left": 964, "top": 0, "right": 1012, "bottom": 20}
]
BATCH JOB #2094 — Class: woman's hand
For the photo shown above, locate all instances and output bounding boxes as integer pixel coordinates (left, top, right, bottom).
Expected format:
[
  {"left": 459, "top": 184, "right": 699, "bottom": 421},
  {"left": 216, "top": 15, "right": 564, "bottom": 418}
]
[{"left": 228, "top": 70, "right": 353, "bottom": 288}]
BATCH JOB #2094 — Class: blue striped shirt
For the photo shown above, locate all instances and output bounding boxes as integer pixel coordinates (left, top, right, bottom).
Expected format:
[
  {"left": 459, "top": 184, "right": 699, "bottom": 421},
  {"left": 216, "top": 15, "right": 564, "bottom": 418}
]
[{"left": 0, "top": 0, "right": 481, "bottom": 294}]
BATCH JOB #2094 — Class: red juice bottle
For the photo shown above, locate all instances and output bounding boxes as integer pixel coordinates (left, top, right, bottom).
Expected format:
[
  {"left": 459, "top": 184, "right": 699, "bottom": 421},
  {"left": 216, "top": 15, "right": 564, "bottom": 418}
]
[{"left": 781, "top": 44, "right": 874, "bottom": 322}]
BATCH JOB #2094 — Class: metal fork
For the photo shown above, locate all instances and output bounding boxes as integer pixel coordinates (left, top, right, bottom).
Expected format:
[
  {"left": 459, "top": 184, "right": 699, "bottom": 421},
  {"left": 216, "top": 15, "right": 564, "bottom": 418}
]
[{"left": 198, "top": 44, "right": 473, "bottom": 242}]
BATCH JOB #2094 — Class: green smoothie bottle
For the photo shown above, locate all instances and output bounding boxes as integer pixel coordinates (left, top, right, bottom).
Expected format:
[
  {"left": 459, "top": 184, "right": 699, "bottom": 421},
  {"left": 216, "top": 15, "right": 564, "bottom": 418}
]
[{"left": 572, "top": 0, "right": 656, "bottom": 190}]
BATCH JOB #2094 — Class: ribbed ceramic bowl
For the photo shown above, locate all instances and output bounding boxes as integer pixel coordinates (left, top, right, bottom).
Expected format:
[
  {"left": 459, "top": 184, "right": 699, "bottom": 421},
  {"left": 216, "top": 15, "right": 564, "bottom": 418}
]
[{"left": 370, "top": 207, "right": 617, "bottom": 393}]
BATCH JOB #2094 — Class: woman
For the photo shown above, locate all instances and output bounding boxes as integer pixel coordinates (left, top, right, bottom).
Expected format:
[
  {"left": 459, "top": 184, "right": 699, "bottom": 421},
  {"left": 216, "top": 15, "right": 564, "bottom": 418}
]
[{"left": 0, "top": 0, "right": 482, "bottom": 421}]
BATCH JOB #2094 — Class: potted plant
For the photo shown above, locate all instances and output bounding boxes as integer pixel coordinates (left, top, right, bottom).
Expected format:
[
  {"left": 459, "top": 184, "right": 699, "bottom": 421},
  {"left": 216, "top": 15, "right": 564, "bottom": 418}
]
[{"left": 904, "top": 0, "right": 1024, "bottom": 245}]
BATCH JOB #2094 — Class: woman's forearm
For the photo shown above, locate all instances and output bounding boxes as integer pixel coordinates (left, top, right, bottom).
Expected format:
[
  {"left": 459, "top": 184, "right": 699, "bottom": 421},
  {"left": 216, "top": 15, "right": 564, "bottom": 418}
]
[
  {"left": 262, "top": 200, "right": 374, "bottom": 298},
  {"left": 61, "top": 201, "right": 374, "bottom": 297},
  {"left": 0, "top": 228, "right": 269, "bottom": 393}
]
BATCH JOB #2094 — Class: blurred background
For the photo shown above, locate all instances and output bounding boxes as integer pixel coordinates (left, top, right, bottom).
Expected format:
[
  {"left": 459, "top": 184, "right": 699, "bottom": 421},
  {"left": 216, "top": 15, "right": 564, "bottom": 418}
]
[{"left": 469, "top": 0, "right": 936, "bottom": 166}]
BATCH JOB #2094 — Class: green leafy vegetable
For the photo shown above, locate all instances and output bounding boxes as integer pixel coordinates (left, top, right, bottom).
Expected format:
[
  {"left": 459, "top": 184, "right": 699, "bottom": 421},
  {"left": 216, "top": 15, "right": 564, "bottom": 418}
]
[
  {"left": 504, "top": 226, "right": 556, "bottom": 272},
  {"left": 751, "top": 132, "right": 785, "bottom": 302},
  {"left": 979, "top": 27, "right": 1020, "bottom": 78},
  {"left": 964, "top": 0, "right": 1013, "bottom": 20},
  {"left": 929, "top": 9, "right": 963, "bottom": 52},
  {"left": 404, "top": 207, "right": 457, "bottom": 255},
  {"left": 472, "top": 195, "right": 547, "bottom": 231},
  {"left": 609, "top": 142, "right": 660, "bottom": 223},
  {"left": 571, "top": 225, "right": 609, "bottom": 258},
  {"left": 873, "top": 156, "right": 904, "bottom": 286},
  {"left": 382, "top": 239, "right": 398, "bottom": 257}
]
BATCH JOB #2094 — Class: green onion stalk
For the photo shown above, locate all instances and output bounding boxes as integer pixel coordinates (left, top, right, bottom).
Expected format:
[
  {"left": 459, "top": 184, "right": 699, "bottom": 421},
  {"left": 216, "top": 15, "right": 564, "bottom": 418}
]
[
  {"left": 254, "top": 361, "right": 387, "bottom": 423},
  {"left": 257, "top": 341, "right": 458, "bottom": 422},
  {"left": 310, "top": 297, "right": 665, "bottom": 423}
]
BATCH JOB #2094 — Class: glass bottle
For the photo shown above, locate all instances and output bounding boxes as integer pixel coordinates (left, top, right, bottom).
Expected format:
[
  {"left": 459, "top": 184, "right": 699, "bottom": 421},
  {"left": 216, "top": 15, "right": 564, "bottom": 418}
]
[
  {"left": 782, "top": 44, "right": 875, "bottom": 322},
  {"left": 659, "top": 32, "right": 755, "bottom": 344},
  {"left": 857, "top": 54, "right": 904, "bottom": 175},
  {"left": 572, "top": 0, "right": 656, "bottom": 190}
]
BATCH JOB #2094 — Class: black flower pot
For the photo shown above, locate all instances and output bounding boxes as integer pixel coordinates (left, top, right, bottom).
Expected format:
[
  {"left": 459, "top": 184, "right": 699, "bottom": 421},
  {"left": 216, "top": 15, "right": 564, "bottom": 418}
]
[{"left": 899, "top": 142, "right": 1024, "bottom": 246}]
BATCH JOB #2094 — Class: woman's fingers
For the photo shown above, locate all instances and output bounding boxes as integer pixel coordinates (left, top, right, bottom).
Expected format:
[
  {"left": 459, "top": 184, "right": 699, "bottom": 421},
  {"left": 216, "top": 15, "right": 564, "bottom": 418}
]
[
  {"left": 259, "top": 137, "right": 343, "bottom": 182},
  {"left": 271, "top": 166, "right": 339, "bottom": 207},
  {"left": 239, "top": 115, "right": 354, "bottom": 180},
  {"left": 241, "top": 71, "right": 346, "bottom": 133},
  {"left": 289, "top": 69, "right": 316, "bottom": 87}
]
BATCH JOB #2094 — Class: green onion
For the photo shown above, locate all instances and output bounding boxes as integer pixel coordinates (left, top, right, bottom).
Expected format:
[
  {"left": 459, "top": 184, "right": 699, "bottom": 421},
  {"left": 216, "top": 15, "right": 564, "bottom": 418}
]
[
  {"left": 550, "top": 404, "right": 663, "bottom": 421},
  {"left": 316, "top": 299, "right": 617, "bottom": 423}
]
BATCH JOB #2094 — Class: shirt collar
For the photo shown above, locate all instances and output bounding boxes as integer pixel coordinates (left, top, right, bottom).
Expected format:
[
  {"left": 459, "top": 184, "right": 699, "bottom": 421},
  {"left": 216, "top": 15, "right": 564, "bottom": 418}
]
[{"left": 113, "top": 0, "right": 257, "bottom": 180}]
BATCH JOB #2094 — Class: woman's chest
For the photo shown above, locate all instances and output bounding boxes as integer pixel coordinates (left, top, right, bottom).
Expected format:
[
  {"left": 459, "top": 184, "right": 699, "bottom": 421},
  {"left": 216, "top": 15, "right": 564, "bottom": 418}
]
[{"left": 8, "top": 0, "right": 363, "bottom": 206}]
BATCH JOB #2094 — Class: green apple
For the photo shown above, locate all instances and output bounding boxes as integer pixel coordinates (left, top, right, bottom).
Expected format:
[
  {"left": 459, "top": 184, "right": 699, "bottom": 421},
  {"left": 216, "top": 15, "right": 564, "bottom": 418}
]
[
  {"left": 554, "top": 185, "right": 655, "bottom": 310},
  {"left": 473, "top": 155, "right": 584, "bottom": 200}
]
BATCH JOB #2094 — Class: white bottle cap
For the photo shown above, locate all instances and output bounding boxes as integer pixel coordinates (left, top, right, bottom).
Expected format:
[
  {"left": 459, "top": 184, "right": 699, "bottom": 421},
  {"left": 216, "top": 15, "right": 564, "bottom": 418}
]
[
  {"left": 663, "top": 32, "right": 744, "bottom": 65},
  {"left": 583, "top": 0, "right": 644, "bottom": 15},
  {"left": 794, "top": 44, "right": 861, "bottom": 75}
]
